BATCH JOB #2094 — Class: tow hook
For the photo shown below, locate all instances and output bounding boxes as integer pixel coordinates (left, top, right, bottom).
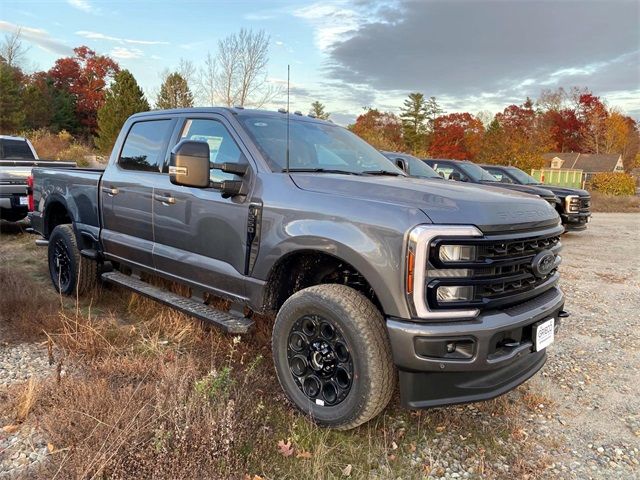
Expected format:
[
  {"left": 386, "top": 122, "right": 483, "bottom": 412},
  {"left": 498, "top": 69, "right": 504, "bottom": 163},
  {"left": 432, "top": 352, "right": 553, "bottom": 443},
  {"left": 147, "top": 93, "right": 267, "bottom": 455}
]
[{"left": 558, "top": 311, "right": 570, "bottom": 318}]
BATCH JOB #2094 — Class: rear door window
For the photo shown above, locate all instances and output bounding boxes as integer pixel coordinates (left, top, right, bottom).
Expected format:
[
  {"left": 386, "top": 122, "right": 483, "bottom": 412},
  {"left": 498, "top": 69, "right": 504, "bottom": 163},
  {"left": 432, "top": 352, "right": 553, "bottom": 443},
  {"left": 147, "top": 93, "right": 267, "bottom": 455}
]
[{"left": 119, "top": 120, "right": 174, "bottom": 172}]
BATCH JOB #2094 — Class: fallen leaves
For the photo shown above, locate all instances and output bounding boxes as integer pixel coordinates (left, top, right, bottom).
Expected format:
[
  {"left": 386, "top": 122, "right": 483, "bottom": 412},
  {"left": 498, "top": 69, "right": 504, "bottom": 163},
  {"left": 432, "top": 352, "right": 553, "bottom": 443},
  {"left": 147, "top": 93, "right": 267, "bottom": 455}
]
[
  {"left": 2, "top": 424, "right": 19, "bottom": 434},
  {"left": 341, "top": 464, "right": 353, "bottom": 476},
  {"left": 277, "top": 439, "right": 294, "bottom": 457},
  {"left": 276, "top": 439, "right": 313, "bottom": 460}
]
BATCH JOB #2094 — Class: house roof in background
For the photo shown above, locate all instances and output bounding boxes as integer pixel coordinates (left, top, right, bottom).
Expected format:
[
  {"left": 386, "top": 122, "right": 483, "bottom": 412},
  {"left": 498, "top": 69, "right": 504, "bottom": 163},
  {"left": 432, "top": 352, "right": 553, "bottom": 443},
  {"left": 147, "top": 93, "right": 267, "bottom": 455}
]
[{"left": 542, "top": 152, "right": 621, "bottom": 172}]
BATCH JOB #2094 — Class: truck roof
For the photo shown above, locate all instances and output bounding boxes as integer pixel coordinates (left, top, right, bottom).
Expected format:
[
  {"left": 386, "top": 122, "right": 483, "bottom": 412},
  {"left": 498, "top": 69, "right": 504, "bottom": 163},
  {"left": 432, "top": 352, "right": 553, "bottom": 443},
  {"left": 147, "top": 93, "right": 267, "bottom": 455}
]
[
  {"left": 130, "top": 107, "right": 334, "bottom": 126},
  {"left": 0, "top": 135, "right": 28, "bottom": 141}
]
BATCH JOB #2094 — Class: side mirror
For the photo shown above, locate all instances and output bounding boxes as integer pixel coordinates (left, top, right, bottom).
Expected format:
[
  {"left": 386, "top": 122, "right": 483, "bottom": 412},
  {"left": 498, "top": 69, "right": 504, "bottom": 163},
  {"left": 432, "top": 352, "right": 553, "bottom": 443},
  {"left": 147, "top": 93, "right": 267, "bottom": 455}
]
[
  {"left": 500, "top": 176, "right": 512, "bottom": 183},
  {"left": 394, "top": 158, "right": 408, "bottom": 173},
  {"left": 449, "top": 171, "right": 462, "bottom": 181},
  {"left": 170, "top": 140, "right": 210, "bottom": 188}
]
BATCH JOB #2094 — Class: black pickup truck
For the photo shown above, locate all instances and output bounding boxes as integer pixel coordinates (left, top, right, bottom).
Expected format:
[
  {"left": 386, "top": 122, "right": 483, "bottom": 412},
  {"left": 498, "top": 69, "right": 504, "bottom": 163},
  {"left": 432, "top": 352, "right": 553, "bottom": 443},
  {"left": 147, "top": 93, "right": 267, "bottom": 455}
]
[
  {"left": 424, "top": 158, "right": 560, "bottom": 208},
  {"left": 29, "top": 107, "right": 567, "bottom": 429},
  {"left": 480, "top": 164, "right": 591, "bottom": 231}
]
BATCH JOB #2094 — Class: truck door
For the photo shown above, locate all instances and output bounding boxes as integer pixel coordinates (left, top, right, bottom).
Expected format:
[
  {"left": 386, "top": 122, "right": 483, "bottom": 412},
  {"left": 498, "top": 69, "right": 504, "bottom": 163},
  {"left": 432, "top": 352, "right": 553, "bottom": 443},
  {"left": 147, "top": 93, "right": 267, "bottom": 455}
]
[
  {"left": 151, "top": 116, "right": 254, "bottom": 300},
  {"left": 100, "top": 118, "right": 175, "bottom": 269}
]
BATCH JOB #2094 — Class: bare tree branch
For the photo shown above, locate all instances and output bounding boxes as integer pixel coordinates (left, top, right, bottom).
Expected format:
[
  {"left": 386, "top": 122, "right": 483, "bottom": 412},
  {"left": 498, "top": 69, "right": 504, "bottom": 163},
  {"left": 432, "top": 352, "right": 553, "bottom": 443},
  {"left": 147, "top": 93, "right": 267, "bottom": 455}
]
[{"left": 1, "top": 28, "right": 30, "bottom": 67}]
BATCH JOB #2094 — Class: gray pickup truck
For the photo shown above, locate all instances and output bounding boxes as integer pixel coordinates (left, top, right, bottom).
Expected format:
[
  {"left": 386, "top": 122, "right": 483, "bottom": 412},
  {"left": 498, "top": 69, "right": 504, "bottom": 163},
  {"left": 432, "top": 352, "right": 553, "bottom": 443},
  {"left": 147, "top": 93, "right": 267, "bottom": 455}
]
[
  {"left": 0, "top": 135, "right": 75, "bottom": 222},
  {"left": 29, "top": 108, "right": 567, "bottom": 429}
]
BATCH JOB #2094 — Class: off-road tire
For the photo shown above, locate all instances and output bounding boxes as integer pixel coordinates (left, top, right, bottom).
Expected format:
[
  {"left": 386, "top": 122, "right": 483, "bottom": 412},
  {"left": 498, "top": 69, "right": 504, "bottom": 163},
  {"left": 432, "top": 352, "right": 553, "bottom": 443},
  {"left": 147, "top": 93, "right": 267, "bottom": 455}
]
[
  {"left": 48, "top": 224, "right": 97, "bottom": 295},
  {"left": 272, "top": 284, "right": 396, "bottom": 430}
]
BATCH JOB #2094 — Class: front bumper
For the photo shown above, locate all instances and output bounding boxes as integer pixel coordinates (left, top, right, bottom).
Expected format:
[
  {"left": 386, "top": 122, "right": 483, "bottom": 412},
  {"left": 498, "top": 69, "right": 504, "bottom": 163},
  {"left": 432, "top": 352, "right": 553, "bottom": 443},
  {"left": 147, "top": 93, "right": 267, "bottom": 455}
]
[
  {"left": 561, "top": 212, "right": 590, "bottom": 231},
  {"left": 386, "top": 287, "right": 564, "bottom": 408}
]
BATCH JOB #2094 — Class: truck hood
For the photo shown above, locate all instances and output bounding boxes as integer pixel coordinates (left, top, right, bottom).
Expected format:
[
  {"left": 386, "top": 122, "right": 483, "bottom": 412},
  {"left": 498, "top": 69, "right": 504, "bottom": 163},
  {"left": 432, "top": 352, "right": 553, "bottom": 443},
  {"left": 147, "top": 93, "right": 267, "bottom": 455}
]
[
  {"left": 479, "top": 181, "right": 557, "bottom": 200},
  {"left": 291, "top": 174, "right": 560, "bottom": 232},
  {"left": 529, "top": 184, "right": 590, "bottom": 199}
]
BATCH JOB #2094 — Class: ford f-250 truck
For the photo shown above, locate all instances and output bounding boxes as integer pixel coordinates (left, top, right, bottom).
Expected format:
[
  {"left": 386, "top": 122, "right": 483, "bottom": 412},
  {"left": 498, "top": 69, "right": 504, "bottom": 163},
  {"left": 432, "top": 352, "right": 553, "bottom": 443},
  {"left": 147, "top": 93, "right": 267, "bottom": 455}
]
[
  {"left": 480, "top": 164, "right": 591, "bottom": 231},
  {"left": 29, "top": 108, "right": 567, "bottom": 429}
]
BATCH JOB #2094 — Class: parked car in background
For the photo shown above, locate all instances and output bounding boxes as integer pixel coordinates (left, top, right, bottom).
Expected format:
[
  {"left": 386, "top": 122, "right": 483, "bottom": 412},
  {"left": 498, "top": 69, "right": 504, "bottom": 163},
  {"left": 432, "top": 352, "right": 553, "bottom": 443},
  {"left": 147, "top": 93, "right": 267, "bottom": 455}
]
[
  {"left": 424, "top": 158, "right": 560, "bottom": 207},
  {"left": 0, "top": 135, "right": 75, "bottom": 222},
  {"left": 480, "top": 164, "right": 591, "bottom": 231},
  {"left": 380, "top": 151, "right": 443, "bottom": 179},
  {"left": 30, "top": 108, "right": 566, "bottom": 430}
]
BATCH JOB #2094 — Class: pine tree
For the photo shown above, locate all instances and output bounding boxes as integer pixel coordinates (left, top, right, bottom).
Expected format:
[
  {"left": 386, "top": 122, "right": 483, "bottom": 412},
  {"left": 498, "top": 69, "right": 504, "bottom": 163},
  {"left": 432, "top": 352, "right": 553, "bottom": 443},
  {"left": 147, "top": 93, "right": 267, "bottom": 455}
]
[
  {"left": 95, "top": 69, "right": 149, "bottom": 153},
  {"left": 400, "top": 92, "right": 428, "bottom": 154},
  {"left": 0, "top": 61, "right": 25, "bottom": 132},
  {"left": 156, "top": 72, "right": 194, "bottom": 109},
  {"left": 424, "top": 96, "right": 444, "bottom": 132},
  {"left": 309, "top": 101, "right": 330, "bottom": 120}
]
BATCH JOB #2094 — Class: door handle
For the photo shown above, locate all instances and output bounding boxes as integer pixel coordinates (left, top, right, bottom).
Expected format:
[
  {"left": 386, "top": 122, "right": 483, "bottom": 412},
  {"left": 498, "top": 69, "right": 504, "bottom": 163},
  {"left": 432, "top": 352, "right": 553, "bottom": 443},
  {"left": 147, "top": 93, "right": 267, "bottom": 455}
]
[
  {"left": 154, "top": 193, "right": 176, "bottom": 205},
  {"left": 101, "top": 186, "right": 119, "bottom": 196}
]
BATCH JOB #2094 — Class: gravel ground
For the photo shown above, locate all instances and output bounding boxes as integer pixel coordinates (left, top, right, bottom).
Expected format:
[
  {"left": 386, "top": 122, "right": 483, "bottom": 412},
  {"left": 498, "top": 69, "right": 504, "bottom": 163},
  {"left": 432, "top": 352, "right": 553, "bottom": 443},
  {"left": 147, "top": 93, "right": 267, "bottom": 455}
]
[{"left": 1, "top": 213, "right": 639, "bottom": 479}]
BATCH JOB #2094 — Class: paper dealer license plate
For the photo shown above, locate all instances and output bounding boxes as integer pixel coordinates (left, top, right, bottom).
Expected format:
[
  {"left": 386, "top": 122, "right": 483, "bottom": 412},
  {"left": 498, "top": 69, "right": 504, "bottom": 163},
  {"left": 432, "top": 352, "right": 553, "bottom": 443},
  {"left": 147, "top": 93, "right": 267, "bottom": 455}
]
[
  {"left": 533, "top": 318, "right": 554, "bottom": 351},
  {"left": 19, "top": 196, "right": 28, "bottom": 206}
]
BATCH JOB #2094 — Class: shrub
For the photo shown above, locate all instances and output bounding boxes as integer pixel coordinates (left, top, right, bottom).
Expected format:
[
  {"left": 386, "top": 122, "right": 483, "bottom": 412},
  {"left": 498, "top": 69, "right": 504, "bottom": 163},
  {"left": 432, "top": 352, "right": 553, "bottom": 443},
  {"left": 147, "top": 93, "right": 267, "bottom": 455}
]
[
  {"left": 589, "top": 172, "right": 636, "bottom": 196},
  {"left": 19, "top": 128, "right": 93, "bottom": 166}
]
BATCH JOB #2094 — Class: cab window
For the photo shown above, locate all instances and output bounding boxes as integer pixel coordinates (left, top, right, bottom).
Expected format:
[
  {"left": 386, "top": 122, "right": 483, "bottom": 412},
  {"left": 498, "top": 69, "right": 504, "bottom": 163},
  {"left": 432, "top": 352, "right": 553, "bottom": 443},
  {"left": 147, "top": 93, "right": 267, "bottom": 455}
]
[{"left": 180, "top": 119, "right": 246, "bottom": 182}]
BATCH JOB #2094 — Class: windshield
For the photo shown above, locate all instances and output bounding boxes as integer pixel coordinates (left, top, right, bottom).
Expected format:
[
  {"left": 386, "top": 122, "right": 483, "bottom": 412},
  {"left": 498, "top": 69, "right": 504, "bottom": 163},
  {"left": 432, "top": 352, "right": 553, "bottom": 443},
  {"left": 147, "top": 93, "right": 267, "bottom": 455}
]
[
  {"left": 239, "top": 115, "right": 404, "bottom": 175},
  {"left": 459, "top": 162, "right": 499, "bottom": 182},
  {"left": 404, "top": 156, "right": 440, "bottom": 178},
  {"left": 507, "top": 167, "right": 540, "bottom": 184}
]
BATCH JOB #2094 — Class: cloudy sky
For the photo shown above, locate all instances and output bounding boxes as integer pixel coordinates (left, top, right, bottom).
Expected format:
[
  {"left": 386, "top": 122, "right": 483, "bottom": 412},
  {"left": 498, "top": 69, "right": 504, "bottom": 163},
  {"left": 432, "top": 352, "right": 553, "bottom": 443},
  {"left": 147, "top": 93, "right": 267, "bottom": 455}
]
[{"left": 1, "top": 0, "right": 638, "bottom": 124}]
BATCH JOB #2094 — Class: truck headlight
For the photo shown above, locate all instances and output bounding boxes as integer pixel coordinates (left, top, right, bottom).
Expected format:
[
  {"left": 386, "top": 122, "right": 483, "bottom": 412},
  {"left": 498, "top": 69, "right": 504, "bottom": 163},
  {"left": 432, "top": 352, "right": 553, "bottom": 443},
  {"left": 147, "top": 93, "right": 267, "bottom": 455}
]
[
  {"left": 565, "top": 195, "right": 580, "bottom": 213},
  {"left": 437, "top": 286, "right": 474, "bottom": 302},
  {"left": 406, "top": 225, "right": 482, "bottom": 320},
  {"left": 439, "top": 245, "right": 476, "bottom": 262}
]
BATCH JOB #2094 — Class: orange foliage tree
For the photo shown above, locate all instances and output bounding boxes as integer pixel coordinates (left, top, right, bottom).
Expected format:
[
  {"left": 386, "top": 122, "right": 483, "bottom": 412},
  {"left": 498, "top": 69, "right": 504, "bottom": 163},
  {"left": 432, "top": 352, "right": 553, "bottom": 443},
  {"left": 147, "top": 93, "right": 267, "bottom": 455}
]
[
  {"left": 428, "top": 112, "right": 484, "bottom": 160},
  {"left": 348, "top": 108, "right": 404, "bottom": 152}
]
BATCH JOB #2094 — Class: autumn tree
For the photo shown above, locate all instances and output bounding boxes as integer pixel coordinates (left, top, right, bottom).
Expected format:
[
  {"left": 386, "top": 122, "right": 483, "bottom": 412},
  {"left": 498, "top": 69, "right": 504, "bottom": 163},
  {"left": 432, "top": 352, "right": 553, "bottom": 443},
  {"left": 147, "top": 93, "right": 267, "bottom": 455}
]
[
  {"left": 349, "top": 108, "right": 404, "bottom": 151},
  {"left": 49, "top": 46, "right": 119, "bottom": 136},
  {"left": 309, "top": 101, "right": 330, "bottom": 120},
  {"left": 95, "top": 70, "right": 149, "bottom": 153},
  {"left": 156, "top": 72, "right": 194, "bottom": 109},
  {"left": 400, "top": 92, "right": 428, "bottom": 154},
  {"left": 576, "top": 93, "right": 608, "bottom": 154},
  {"left": 0, "top": 60, "right": 24, "bottom": 132},
  {"left": 476, "top": 118, "right": 511, "bottom": 165},
  {"left": 429, "top": 113, "right": 484, "bottom": 160},
  {"left": 490, "top": 98, "right": 553, "bottom": 170}
]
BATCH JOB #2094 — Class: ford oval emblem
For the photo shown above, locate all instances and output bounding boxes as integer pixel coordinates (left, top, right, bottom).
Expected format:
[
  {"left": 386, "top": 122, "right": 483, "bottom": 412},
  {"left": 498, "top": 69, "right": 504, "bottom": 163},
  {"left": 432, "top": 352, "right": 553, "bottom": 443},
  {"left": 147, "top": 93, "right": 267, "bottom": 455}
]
[{"left": 532, "top": 250, "right": 556, "bottom": 278}]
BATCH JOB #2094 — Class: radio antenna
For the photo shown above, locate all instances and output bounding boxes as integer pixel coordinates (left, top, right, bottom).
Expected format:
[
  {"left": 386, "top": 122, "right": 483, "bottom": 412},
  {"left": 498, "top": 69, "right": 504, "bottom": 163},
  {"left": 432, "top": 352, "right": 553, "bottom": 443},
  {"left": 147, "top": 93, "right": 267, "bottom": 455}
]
[{"left": 285, "top": 64, "right": 290, "bottom": 174}]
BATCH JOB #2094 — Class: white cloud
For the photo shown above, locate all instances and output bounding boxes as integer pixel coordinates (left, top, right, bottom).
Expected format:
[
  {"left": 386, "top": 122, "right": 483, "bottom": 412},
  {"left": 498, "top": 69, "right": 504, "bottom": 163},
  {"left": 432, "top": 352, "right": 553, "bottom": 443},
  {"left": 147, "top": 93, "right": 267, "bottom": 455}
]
[
  {"left": 76, "top": 30, "right": 169, "bottom": 45},
  {"left": 67, "top": 0, "right": 94, "bottom": 13},
  {"left": 293, "top": 2, "right": 362, "bottom": 51},
  {"left": 0, "top": 20, "right": 72, "bottom": 56},
  {"left": 110, "top": 47, "right": 144, "bottom": 59}
]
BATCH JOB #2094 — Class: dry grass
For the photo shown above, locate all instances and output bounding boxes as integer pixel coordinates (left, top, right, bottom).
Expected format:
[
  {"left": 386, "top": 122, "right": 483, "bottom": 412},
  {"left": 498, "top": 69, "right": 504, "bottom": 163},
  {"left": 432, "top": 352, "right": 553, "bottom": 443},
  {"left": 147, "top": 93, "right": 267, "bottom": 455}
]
[
  {"left": 0, "top": 232, "right": 560, "bottom": 479},
  {"left": 590, "top": 192, "right": 640, "bottom": 212}
]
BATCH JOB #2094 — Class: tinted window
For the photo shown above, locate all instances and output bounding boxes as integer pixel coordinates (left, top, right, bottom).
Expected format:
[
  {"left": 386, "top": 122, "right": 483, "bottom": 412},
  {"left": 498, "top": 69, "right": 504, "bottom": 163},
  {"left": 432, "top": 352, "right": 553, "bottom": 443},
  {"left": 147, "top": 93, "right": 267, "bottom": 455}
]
[
  {"left": 119, "top": 120, "right": 173, "bottom": 172},
  {"left": 180, "top": 119, "right": 245, "bottom": 182},
  {"left": 1, "top": 139, "right": 35, "bottom": 160}
]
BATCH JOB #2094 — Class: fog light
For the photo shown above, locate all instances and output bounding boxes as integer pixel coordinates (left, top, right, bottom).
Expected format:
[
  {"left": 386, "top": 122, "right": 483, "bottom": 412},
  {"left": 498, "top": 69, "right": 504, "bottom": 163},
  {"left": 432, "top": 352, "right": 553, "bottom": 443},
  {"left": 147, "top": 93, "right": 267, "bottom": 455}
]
[
  {"left": 437, "top": 286, "right": 474, "bottom": 302},
  {"left": 446, "top": 342, "right": 456, "bottom": 353},
  {"left": 439, "top": 245, "right": 476, "bottom": 262}
]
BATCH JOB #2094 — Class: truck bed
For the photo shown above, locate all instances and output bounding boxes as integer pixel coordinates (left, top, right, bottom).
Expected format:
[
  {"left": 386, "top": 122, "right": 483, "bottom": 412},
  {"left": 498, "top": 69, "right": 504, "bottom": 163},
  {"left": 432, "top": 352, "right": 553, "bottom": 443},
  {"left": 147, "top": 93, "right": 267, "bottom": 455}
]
[{"left": 30, "top": 166, "right": 103, "bottom": 239}]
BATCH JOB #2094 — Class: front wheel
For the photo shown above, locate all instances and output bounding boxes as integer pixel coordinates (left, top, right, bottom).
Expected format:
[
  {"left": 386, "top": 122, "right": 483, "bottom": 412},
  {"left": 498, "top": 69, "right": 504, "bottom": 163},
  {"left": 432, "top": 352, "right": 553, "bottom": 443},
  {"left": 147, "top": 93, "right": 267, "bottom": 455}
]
[
  {"left": 272, "top": 284, "right": 396, "bottom": 430},
  {"left": 48, "top": 224, "right": 97, "bottom": 295}
]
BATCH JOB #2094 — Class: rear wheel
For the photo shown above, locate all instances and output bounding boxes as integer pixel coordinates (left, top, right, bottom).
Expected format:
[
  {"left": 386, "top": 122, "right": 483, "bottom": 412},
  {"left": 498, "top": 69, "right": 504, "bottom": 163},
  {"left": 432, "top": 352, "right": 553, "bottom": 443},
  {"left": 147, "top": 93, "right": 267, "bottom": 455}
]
[
  {"left": 48, "top": 224, "right": 97, "bottom": 295},
  {"left": 272, "top": 284, "right": 396, "bottom": 430}
]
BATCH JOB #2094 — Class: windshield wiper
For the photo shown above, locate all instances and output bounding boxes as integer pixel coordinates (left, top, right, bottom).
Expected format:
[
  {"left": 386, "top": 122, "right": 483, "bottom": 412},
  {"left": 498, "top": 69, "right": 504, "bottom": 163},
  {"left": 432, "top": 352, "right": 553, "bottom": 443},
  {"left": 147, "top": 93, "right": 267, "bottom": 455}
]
[
  {"left": 284, "top": 168, "right": 362, "bottom": 175},
  {"left": 362, "top": 170, "right": 404, "bottom": 176}
]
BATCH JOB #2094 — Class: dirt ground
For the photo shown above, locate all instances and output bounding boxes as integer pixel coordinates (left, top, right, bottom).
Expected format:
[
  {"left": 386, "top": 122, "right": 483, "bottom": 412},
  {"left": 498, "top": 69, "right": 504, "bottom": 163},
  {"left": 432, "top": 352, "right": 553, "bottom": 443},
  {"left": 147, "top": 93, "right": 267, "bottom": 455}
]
[{"left": 0, "top": 213, "right": 639, "bottom": 479}]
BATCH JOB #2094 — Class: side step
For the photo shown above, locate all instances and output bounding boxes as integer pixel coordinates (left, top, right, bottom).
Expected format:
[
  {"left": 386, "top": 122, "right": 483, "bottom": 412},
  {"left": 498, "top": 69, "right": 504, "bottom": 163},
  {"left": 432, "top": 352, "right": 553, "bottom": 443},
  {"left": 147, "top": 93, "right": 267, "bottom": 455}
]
[{"left": 101, "top": 271, "right": 254, "bottom": 334}]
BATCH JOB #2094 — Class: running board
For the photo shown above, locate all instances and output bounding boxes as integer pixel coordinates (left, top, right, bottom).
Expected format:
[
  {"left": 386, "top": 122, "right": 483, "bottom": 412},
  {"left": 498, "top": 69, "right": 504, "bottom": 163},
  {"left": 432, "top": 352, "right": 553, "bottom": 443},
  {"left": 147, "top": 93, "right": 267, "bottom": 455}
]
[{"left": 101, "top": 271, "right": 254, "bottom": 334}]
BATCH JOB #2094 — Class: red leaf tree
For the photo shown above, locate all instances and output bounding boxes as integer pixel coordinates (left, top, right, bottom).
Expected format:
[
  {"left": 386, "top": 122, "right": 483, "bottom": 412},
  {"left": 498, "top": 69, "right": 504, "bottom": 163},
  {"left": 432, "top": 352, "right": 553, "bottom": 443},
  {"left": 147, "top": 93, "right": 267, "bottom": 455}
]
[
  {"left": 429, "top": 112, "right": 484, "bottom": 160},
  {"left": 48, "top": 46, "right": 119, "bottom": 136}
]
